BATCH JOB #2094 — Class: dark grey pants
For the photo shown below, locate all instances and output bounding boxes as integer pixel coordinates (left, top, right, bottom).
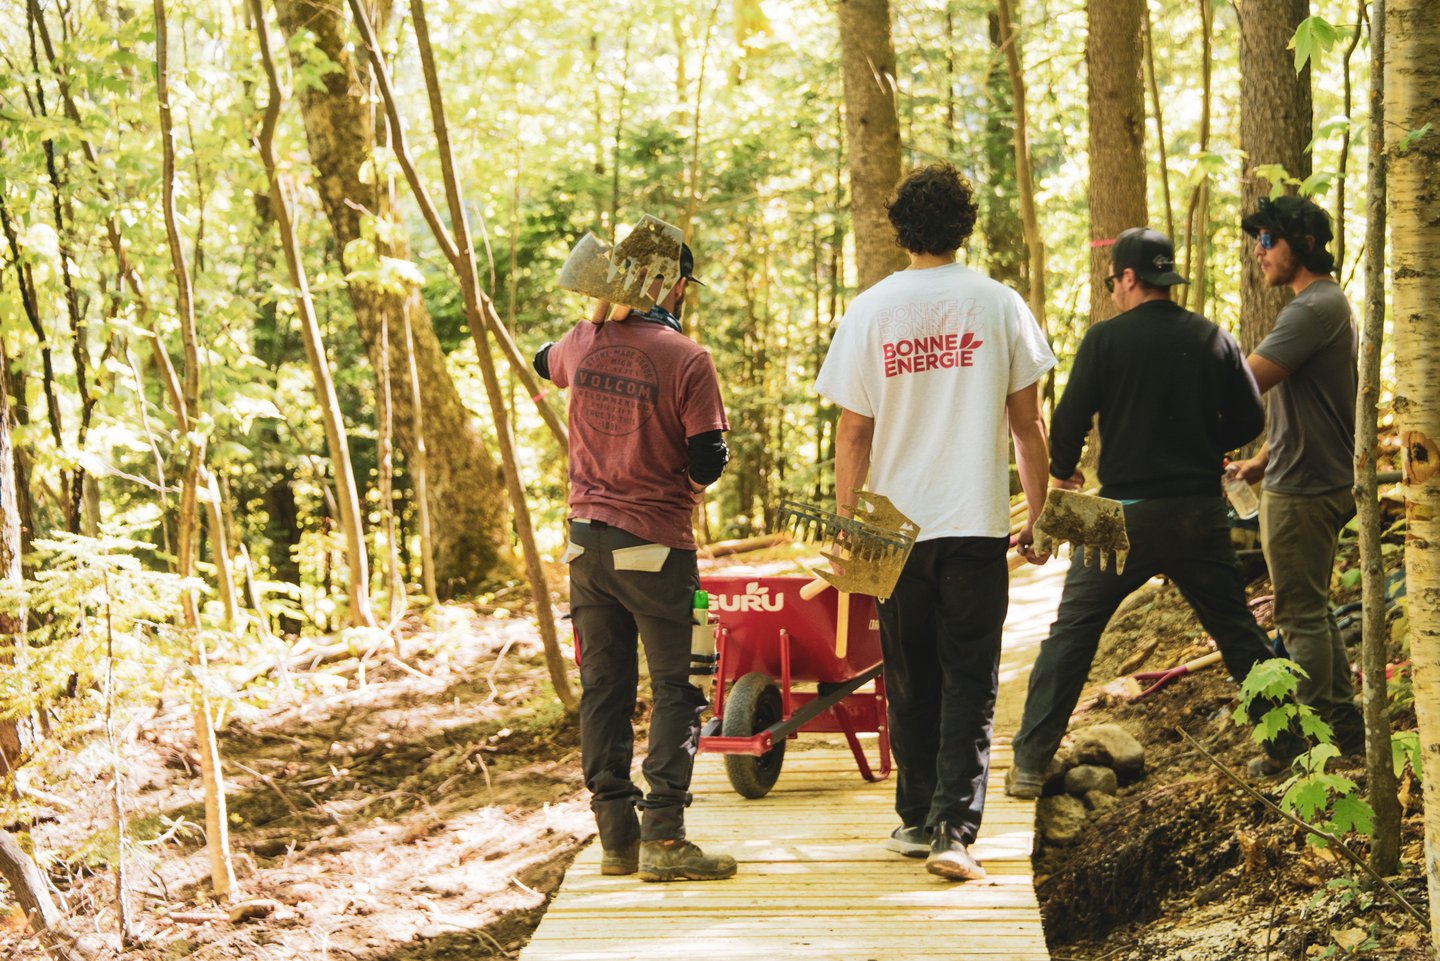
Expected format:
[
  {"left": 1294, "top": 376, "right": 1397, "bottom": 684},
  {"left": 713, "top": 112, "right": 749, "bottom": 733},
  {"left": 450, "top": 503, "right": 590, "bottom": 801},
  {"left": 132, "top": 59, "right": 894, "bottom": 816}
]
[
  {"left": 1012, "top": 496, "right": 1302, "bottom": 774},
  {"left": 1261, "top": 488, "right": 1365, "bottom": 755},
  {"left": 877, "top": 536, "right": 1010, "bottom": 845},
  {"left": 568, "top": 521, "right": 707, "bottom": 849}
]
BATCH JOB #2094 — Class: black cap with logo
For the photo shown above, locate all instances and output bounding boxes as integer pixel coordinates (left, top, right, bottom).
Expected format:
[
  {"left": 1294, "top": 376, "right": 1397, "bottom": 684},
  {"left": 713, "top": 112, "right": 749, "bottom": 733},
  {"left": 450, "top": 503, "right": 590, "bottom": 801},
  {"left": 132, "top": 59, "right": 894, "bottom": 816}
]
[{"left": 1112, "top": 227, "right": 1187, "bottom": 286}]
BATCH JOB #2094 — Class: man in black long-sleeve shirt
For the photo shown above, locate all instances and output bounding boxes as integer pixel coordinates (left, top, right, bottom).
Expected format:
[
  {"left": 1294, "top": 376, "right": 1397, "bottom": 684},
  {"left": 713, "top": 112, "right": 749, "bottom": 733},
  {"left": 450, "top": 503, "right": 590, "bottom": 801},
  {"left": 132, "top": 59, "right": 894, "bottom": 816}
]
[{"left": 1006, "top": 228, "right": 1299, "bottom": 797}]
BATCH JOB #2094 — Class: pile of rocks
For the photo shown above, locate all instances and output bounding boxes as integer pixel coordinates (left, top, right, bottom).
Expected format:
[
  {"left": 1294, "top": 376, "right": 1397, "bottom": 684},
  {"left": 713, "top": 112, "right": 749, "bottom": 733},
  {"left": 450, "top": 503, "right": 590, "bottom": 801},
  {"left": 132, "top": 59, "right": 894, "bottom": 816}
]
[{"left": 1033, "top": 723, "right": 1145, "bottom": 846}]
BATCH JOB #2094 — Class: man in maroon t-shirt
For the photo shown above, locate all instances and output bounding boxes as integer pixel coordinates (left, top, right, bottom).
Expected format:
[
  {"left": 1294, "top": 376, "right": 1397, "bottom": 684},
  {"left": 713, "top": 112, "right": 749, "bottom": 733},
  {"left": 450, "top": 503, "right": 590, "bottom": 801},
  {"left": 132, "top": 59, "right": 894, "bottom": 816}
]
[{"left": 535, "top": 243, "right": 735, "bottom": 882}]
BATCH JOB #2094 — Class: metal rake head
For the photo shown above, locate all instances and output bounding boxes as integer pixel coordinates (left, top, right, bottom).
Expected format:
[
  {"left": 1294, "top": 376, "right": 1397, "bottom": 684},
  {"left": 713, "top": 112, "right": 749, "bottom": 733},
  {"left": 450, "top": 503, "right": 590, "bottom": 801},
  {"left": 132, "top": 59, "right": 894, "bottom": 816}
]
[{"left": 776, "top": 491, "right": 918, "bottom": 600}]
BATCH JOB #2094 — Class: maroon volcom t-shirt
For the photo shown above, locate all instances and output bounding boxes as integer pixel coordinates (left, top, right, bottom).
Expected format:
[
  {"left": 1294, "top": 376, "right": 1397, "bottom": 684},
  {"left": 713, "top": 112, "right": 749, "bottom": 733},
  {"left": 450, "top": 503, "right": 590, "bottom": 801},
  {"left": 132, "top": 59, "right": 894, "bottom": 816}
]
[{"left": 548, "top": 318, "right": 728, "bottom": 550}]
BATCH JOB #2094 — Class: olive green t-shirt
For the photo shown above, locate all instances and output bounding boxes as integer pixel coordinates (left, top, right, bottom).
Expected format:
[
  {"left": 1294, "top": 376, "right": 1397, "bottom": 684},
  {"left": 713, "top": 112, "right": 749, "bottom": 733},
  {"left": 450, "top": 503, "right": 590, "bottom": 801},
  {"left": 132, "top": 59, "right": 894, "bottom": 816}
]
[{"left": 1254, "top": 279, "right": 1357, "bottom": 494}]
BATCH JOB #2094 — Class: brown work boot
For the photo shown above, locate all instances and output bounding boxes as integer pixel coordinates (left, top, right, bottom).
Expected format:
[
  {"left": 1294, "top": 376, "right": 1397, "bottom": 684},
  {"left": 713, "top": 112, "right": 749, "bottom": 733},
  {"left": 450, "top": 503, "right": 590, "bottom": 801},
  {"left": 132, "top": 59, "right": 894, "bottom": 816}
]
[
  {"left": 926, "top": 821, "right": 987, "bottom": 882},
  {"left": 638, "top": 839, "right": 737, "bottom": 882},
  {"left": 600, "top": 841, "right": 639, "bottom": 876}
]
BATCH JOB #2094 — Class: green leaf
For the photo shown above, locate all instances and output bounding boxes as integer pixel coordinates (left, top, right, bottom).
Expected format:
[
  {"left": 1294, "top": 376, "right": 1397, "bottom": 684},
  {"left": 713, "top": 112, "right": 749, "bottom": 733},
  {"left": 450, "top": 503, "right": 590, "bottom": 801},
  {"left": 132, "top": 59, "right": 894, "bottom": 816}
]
[
  {"left": 1254, "top": 705, "right": 1293, "bottom": 743},
  {"left": 1282, "top": 777, "right": 1329, "bottom": 820},
  {"left": 1328, "top": 795, "right": 1374, "bottom": 836},
  {"left": 1290, "top": 16, "right": 1341, "bottom": 73},
  {"left": 1238, "top": 658, "right": 1304, "bottom": 707},
  {"left": 1397, "top": 122, "right": 1434, "bottom": 155},
  {"left": 1392, "top": 730, "right": 1422, "bottom": 781},
  {"left": 1298, "top": 171, "right": 1335, "bottom": 198},
  {"left": 1339, "top": 568, "right": 1361, "bottom": 588},
  {"left": 1297, "top": 707, "right": 1334, "bottom": 743}
]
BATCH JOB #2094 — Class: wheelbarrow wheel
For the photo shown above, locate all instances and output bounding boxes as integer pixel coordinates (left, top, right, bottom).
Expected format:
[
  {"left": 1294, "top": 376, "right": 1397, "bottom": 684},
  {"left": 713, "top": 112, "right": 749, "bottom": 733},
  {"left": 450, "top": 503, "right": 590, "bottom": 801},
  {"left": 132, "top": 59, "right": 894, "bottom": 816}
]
[{"left": 722, "top": 672, "right": 786, "bottom": 799}]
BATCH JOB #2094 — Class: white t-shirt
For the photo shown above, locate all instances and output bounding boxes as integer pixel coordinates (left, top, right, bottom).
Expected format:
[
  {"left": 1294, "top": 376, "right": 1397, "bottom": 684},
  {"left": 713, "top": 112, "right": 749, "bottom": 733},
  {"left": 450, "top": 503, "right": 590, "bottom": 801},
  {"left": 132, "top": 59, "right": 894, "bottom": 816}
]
[{"left": 815, "top": 263, "right": 1055, "bottom": 540}]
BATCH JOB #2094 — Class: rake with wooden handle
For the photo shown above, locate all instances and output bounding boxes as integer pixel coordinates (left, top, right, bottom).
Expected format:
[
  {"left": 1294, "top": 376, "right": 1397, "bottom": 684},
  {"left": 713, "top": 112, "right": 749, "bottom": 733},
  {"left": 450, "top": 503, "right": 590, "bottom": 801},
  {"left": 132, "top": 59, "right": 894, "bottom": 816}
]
[{"left": 778, "top": 492, "right": 919, "bottom": 658}]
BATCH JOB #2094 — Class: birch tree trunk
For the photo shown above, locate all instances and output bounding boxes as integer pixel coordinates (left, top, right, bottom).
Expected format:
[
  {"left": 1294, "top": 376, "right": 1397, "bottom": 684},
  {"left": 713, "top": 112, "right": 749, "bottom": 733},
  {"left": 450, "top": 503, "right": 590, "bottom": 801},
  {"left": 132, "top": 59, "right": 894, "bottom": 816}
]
[
  {"left": 1086, "top": 0, "right": 1148, "bottom": 325},
  {"left": 250, "top": 0, "right": 375, "bottom": 629},
  {"left": 1385, "top": 0, "right": 1440, "bottom": 946},
  {"left": 838, "top": 0, "right": 907, "bottom": 293},
  {"left": 154, "top": 0, "right": 236, "bottom": 900},
  {"left": 1237, "top": 0, "right": 1312, "bottom": 353},
  {"left": 1354, "top": 0, "right": 1400, "bottom": 877}
]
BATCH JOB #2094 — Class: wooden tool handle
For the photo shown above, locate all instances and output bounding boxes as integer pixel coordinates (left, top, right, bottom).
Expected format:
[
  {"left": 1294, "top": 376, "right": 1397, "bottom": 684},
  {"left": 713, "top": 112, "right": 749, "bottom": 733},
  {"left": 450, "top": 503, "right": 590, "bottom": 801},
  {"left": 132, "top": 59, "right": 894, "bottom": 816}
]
[
  {"left": 799, "top": 574, "right": 831, "bottom": 600},
  {"left": 835, "top": 592, "right": 850, "bottom": 659},
  {"left": 1185, "top": 651, "right": 1225, "bottom": 672}
]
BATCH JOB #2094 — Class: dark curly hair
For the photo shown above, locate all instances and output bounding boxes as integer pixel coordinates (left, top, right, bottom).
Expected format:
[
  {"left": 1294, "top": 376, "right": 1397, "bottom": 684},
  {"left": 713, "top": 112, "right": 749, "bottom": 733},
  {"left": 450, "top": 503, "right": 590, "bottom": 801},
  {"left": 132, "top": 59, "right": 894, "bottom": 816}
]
[{"left": 886, "top": 163, "right": 978, "bottom": 255}]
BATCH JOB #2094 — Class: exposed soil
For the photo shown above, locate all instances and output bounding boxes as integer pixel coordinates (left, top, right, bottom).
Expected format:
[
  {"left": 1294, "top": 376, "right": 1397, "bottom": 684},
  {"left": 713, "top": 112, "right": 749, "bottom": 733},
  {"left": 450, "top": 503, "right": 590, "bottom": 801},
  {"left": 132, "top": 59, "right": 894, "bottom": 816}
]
[
  {"left": 1033, "top": 523, "right": 1431, "bottom": 960},
  {"left": 1, "top": 605, "right": 596, "bottom": 960}
]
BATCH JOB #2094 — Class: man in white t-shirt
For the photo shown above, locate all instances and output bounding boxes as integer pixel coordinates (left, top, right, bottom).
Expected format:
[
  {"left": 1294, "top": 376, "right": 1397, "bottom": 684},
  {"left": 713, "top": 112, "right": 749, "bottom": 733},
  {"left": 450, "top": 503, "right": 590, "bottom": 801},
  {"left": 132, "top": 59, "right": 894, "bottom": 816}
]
[{"left": 815, "top": 163, "right": 1055, "bottom": 881}]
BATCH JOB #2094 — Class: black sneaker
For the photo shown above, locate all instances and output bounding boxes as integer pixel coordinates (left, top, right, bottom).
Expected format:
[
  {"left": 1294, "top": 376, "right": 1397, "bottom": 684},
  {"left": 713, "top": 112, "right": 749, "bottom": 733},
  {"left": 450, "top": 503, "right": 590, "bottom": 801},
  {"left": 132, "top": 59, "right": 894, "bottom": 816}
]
[
  {"left": 884, "top": 825, "right": 929, "bottom": 858},
  {"left": 638, "top": 840, "right": 737, "bottom": 882},
  {"left": 925, "top": 821, "right": 986, "bottom": 881},
  {"left": 600, "top": 841, "right": 639, "bottom": 876}
]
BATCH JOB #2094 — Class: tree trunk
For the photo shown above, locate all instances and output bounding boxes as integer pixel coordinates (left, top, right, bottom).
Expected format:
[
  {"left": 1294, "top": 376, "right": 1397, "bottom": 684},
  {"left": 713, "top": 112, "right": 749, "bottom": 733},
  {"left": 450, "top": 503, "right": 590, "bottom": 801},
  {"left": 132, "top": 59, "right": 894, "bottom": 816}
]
[
  {"left": 995, "top": 0, "right": 1048, "bottom": 351},
  {"left": 983, "top": 8, "right": 1025, "bottom": 292},
  {"left": 1, "top": 358, "right": 36, "bottom": 777},
  {"left": 251, "top": 0, "right": 376, "bottom": 629},
  {"left": 1237, "top": 0, "right": 1312, "bottom": 353},
  {"left": 0, "top": 831, "right": 98, "bottom": 961},
  {"left": 344, "top": 0, "right": 577, "bottom": 713},
  {"left": 1355, "top": 0, "right": 1400, "bottom": 877},
  {"left": 838, "top": 0, "right": 907, "bottom": 293},
  {"left": 1180, "top": 0, "right": 1214, "bottom": 315},
  {"left": 1385, "top": 0, "right": 1440, "bottom": 946},
  {"left": 271, "top": 0, "right": 511, "bottom": 596},
  {"left": 1086, "top": 0, "right": 1148, "bottom": 325},
  {"left": 154, "top": 0, "right": 237, "bottom": 900}
]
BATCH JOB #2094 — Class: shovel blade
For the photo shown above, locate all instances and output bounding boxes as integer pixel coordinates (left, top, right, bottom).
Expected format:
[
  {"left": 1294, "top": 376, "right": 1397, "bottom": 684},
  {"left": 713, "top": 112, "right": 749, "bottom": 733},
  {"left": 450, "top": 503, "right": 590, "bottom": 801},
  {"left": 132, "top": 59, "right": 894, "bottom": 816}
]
[
  {"left": 1033, "top": 488, "right": 1130, "bottom": 572},
  {"left": 557, "top": 216, "right": 684, "bottom": 311}
]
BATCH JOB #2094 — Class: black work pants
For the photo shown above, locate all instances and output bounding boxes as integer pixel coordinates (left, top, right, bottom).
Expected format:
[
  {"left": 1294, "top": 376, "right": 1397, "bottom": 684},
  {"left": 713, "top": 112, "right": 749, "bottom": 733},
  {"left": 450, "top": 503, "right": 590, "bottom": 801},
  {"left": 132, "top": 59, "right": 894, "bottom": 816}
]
[
  {"left": 568, "top": 521, "right": 707, "bottom": 849},
  {"left": 877, "top": 536, "right": 1010, "bottom": 845},
  {"left": 1012, "top": 496, "right": 1300, "bottom": 774}
]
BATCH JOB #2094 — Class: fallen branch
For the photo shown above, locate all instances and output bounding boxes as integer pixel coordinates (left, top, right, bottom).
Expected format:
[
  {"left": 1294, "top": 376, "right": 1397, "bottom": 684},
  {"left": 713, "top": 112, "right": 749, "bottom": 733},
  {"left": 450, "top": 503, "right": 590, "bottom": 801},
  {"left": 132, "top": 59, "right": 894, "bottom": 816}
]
[
  {"left": 1177, "top": 728, "right": 1428, "bottom": 932},
  {"left": 697, "top": 532, "right": 787, "bottom": 559},
  {"left": 0, "top": 830, "right": 101, "bottom": 960}
]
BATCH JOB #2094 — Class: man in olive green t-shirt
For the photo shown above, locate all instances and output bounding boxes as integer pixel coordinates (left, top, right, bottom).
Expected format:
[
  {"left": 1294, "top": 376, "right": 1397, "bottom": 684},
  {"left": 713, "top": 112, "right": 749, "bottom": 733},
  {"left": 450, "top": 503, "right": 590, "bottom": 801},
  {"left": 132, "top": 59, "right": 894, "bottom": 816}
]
[{"left": 1232, "top": 196, "right": 1362, "bottom": 773}]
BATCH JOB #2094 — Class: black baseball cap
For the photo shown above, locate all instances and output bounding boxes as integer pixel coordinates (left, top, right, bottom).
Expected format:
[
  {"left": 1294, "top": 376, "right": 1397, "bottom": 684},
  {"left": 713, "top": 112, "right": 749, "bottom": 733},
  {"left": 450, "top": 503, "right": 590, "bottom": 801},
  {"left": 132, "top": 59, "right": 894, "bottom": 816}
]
[
  {"left": 1241, "top": 195, "right": 1333, "bottom": 245},
  {"left": 1112, "top": 227, "right": 1187, "bottom": 286},
  {"left": 1241, "top": 195, "right": 1335, "bottom": 273},
  {"left": 680, "top": 243, "right": 706, "bottom": 286}
]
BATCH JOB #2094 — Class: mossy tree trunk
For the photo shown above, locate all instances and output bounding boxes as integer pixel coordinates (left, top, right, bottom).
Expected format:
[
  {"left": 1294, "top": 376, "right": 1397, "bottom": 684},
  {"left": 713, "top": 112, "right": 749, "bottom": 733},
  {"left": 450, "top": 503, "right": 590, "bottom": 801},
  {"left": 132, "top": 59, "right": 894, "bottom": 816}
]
[{"left": 272, "top": 0, "right": 513, "bottom": 597}]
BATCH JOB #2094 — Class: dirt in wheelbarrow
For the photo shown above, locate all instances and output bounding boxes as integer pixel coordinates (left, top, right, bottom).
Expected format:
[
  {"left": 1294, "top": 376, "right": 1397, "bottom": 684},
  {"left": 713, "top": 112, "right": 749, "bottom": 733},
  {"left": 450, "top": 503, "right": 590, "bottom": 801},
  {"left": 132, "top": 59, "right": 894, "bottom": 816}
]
[{"left": 1034, "top": 527, "right": 1431, "bottom": 961}]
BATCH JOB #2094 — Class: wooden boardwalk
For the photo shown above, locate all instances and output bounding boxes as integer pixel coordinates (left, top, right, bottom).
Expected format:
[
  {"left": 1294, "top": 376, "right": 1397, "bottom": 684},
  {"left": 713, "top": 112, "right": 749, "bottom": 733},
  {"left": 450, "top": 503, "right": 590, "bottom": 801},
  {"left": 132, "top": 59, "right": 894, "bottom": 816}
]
[{"left": 521, "top": 561, "right": 1064, "bottom": 961}]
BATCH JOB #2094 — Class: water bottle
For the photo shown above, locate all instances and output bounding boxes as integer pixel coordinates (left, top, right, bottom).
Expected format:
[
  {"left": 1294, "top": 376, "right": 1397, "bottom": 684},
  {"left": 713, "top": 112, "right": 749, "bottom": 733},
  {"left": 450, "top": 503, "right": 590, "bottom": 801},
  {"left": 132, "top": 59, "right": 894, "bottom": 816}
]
[
  {"left": 1223, "top": 471, "right": 1259, "bottom": 520},
  {"left": 690, "top": 591, "right": 717, "bottom": 693}
]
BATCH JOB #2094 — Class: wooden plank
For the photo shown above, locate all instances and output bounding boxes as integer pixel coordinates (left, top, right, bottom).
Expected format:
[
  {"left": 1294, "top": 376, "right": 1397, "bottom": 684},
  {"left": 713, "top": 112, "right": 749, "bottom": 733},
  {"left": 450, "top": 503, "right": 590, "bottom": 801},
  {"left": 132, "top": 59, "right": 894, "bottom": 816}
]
[{"left": 518, "top": 560, "right": 1065, "bottom": 961}]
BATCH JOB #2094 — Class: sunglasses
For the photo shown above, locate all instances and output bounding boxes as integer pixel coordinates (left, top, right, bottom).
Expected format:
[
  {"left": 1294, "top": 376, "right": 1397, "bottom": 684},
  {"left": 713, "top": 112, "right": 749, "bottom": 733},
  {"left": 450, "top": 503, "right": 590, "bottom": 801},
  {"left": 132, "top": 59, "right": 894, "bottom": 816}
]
[
  {"left": 1257, "top": 231, "right": 1280, "bottom": 250},
  {"left": 1104, "top": 274, "right": 1120, "bottom": 292}
]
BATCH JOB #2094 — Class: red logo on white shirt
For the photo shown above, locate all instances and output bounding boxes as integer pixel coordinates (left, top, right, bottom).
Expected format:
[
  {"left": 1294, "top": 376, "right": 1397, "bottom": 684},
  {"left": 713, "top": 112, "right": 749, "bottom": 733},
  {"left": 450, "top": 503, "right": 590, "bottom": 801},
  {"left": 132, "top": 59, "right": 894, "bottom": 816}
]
[{"left": 882, "top": 331, "right": 983, "bottom": 377}]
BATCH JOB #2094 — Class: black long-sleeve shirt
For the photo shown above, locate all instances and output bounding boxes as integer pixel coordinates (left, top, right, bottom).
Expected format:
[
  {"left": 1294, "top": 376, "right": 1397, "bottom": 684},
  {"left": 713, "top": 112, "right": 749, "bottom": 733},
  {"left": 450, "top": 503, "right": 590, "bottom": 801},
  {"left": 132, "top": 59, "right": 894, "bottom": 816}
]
[{"left": 1049, "top": 299, "right": 1263, "bottom": 500}]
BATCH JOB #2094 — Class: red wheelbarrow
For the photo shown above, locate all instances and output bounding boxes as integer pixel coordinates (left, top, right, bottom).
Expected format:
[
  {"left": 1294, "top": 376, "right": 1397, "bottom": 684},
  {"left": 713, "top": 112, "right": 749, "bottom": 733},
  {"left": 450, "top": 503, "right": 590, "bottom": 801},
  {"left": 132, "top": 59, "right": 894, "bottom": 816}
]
[{"left": 695, "top": 574, "right": 892, "bottom": 799}]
